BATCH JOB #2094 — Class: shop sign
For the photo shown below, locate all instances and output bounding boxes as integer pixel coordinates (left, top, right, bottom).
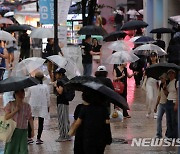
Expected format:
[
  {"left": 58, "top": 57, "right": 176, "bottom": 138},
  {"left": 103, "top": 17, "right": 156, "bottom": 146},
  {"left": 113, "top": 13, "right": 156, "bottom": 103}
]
[{"left": 39, "top": 0, "right": 54, "bottom": 24}]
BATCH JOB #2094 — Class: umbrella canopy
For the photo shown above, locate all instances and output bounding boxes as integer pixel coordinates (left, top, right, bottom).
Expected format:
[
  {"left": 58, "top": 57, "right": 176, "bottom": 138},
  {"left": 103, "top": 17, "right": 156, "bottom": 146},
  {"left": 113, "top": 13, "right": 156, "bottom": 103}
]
[
  {"left": 138, "top": 9, "right": 143, "bottom": 15},
  {"left": 105, "top": 51, "right": 139, "bottom": 64},
  {"left": 4, "top": 11, "right": 14, "bottom": 17},
  {"left": 129, "top": 36, "right": 141, "bottom": 42},
  {"left": 107, "top": 40, "right": 134, "bottom": 51},
  {"left": 12, "top": 57, "right": 46, "bottom": 76},
  {"left": 5, "top": 24, "right": 34, "bottom": 32},
  {"left": 0, "top": 76, "right": 39, "bottom": 93},
  {"left": 78, "top": 35, "right": 103, "bottom": 41},
  {"left": 134, "top": 36, "right": 155, "bottom": 44},
  {"left": 46, "top": 55, "right": 81, "bottom": 78},
  {"left": 103, "top": 31, "right": 127, "bottom": 42},
  {"left": 150, "top": 28, "right": 175, "bottom": 34},
  {"left": 145, "top": 63, "right": 180, "bottom": 80},
  {"left": 0, "top": 17, "right": 13, "bottom": 24},
  {"left": 65, "top": 77, "right": 129, "bottom": 110},
  {"left": 121, "top": 20, "right": 148, "bottom": 30},
  {"left": 131, "top": 44, "right": 167, "bottom": 56},
  {"left": 0, "top": 30, "right": 16, "bottom": 41},
  {"left": 78, "top": 25, "right": 108, "bottom": 36},
  {"left": 30, "top": 28, "right": 54, "bottom": 38}
]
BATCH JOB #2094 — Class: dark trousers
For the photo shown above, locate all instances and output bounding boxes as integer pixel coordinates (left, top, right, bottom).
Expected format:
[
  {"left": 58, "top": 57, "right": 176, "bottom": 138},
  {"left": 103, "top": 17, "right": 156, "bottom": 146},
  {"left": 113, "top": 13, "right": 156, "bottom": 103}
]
[
  {"left": 19, "top": 48, "right": 30, "bottom": 60},
  {"left": 0, "top": 69, "right": 5, "bottom": 81},
  {"left": 83, "top": 143, "right": 106, "bottom": 154},
  {"left": 28, "top": 117, "right": 44, "bottom": 139},
  {"left": 165, "top": 100, "right": 178, "bottom": 138},
  {"left": 133, "top": 70, "right": 143, "bottom": 86}
]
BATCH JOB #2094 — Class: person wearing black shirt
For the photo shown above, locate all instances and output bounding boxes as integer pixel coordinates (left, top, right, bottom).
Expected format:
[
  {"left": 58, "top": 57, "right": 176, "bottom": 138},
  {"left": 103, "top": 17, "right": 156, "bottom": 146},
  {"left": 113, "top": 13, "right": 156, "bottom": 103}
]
[
  {"left": 53, "top": 68, "right": 71, "bottom": 142},
  {"left": 82, "top": 35, "right": 100, "bottom": 76},
  {"left": 46, "top": 38, "right": 63, "bottom": 82},
  {"left": 154, "top": 33, "right": 166, "bottom": 50},
  {"left": 19, "top": 30, "right": 30, "bottom": 61},
  {"left": 69, "top": 91, "right": 112, "bottom": 154}
]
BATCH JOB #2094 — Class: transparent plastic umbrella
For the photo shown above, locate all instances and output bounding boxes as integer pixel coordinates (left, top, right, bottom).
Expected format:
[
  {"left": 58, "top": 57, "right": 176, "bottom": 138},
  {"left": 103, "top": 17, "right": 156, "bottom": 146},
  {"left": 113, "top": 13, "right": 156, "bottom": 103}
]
[
  {"left": 0, "top": 30, "right": 16, "bottom": 41},
  {"left": 105, "top": 51, "right": 139, "bottom": 64},
  {"left": 46, "top": 55, "right": 81, "bottom": 79},
  {"left": 107, "top": 40, "right": 134, "bottom": 52},
  {"left": 131, "top": 44, "right": 167, "bottom": 56},
  {"left": 30, "top": 28, "right": 54, "bottom": 38},
  {"left": 12, "top": 57, "right": 46, "bottom": 76},
  {"left": 0, "top": 17, "right": 13, "bottom": 24}
]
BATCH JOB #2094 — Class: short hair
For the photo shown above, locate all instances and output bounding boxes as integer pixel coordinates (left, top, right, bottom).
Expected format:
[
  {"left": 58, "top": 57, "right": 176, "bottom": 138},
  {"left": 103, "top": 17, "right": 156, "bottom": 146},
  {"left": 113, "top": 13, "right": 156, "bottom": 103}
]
[{"left": 85, "top": 35, "right": 91, "bottom": 40}]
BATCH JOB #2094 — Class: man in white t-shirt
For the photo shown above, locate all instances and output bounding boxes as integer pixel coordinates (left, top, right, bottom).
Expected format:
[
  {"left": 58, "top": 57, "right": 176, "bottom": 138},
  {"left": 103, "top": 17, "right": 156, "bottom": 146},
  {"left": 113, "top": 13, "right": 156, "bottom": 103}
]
[{"left": 164, "top": 69, "right": 178, "bottom": 139}]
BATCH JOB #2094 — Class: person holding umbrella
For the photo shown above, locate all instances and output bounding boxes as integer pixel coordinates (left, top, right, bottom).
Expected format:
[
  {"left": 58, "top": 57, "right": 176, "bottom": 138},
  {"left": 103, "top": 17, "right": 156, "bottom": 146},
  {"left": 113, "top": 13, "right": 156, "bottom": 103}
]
[
  {"left": 82, "top": 35, "right": 100, "bottom": 76},
  {"left": 26, "top": 71, "right": 50, "bottom": 144},
  {"left": 4, "top": 89, "right": 34, "bottom": 154},
  {"left": 113, "top": 63, "right": 137, "bottom": 118},
  {"left": 69, "top": 91, "right": 112, "bottom": 154},
  {"left": 53, "top": 68, "right": 72, "bottom": 142}
]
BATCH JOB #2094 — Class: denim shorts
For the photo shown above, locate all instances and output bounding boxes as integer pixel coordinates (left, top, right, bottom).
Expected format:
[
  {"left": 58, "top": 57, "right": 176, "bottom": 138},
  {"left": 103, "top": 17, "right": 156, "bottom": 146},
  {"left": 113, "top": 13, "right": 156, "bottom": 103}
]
[{"left": 7, "top": 47, "right": 15, "bottom": 53}]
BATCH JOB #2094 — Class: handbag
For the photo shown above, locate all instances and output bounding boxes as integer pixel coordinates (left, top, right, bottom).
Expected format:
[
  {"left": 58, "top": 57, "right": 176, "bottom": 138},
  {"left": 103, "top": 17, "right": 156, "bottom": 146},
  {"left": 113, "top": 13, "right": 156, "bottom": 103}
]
[
  {"left": 0, "top": 116, "right": 16, "bottom": 143},
  {"left": 110, "top": 110, "right": 123, "bottom": 122},
  {"left": 112, "top": 81, "right": 125, "bottom": 94},
  {"left": 141, "top": 76, "right": 147, "bottom": 91}
]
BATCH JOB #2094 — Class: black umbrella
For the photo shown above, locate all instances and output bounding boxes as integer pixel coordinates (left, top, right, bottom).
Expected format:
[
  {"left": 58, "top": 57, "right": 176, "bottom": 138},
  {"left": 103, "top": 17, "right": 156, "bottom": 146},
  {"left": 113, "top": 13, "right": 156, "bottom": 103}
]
[
  {"left": 78, "top": 25, "right": 108, "bottom": 36},
  {"left": 150, "top": 28, "right": 175, "bottom": 34},
  {"left": 121, "top": 20, "right": 148, "bottom": 30},
  {"left": 0, "top": 76, "right": 40, "bottom": 93},
  {"left": 103, "top": 31, "right": 127, "bottom": 42},
  {"left": 134, "top": 36, "right": 155, "bottom": 44},
  {"left": 5, "top": 24, "right": 34, "bottom": 32},
  {"left": 145, "top": 63, "right": 180, "bottom": 80},
  {"left": 65, "top": 77, "right": 129, "bottom": 110}
]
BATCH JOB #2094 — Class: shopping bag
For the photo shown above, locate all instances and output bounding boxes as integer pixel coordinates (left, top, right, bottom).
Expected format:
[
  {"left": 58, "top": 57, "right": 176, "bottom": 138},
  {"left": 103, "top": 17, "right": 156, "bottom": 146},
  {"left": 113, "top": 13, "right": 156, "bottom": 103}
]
[
  {"left": 0, "top": 116, "right": 16, "bottom": 142},
  {"left": 112, "top": 81, "right": 125, "bottom": 94},
  {"left": 141, "top": 76, "right": 147, "bottom": 91},
  {"left": 110, "top": 110, "right": 123, "bottom": 122}
]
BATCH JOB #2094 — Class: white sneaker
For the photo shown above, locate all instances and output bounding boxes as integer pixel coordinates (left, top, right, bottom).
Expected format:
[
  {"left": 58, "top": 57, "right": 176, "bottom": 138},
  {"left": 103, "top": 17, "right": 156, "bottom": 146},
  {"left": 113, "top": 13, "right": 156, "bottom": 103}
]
[
  {"left": 154, "top": 113, "right": 157, "bottom": 119},
  {"left": 146, "top": 114, "right": 150, "bottom": 118}
]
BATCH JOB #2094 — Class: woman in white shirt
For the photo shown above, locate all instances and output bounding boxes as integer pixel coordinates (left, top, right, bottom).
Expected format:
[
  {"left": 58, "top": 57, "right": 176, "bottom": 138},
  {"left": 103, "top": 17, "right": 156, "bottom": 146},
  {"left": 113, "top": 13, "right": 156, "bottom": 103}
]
[{"left": 26, "top": 71, "right": 50, "bottom": 144}]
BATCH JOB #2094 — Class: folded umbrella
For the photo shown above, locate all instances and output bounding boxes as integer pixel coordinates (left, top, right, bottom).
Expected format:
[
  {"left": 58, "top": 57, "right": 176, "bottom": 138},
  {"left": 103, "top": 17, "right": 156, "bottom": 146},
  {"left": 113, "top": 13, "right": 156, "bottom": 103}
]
[
  {"left": 65, "top": 78, "right": 129, "bottom": 110},
  {"left": 145, "top": 63, "right": 180, "bottom": 80},
  {"left": 0, "top": 76, "right": 39, "bottom": 93}
]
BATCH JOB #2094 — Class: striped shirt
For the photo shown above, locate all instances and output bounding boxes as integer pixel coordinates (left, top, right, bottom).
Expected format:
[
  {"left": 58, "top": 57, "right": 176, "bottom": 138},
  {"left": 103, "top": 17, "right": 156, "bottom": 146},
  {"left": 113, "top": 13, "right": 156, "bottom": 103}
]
[{"left": 4, "top": 101, "right": 32, "bottom": 129}]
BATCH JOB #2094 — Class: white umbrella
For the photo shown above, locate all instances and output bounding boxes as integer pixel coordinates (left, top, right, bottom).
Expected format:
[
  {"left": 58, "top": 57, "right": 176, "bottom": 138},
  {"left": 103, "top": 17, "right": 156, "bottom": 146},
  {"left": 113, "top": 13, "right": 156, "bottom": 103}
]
[
  {"left": 105, "top": 51, "right": 139, "bottom": 64},
  {"left": 0, "top": 30, "right": 16, "bottom": 41},
  {"left": 131, "top": 44, "right": 167, "bottom": 56},
  {"left": 12, "top": 57, "right": 46, "bottom": 76},
  {"left": 46, "top": 55, "right": 81, "bottom": 79},
  {"left": 138, "top": 9, "right": 143, "bottom": 15},
  {"left": 107, "top": 40, "right": 134, "bottom": 52},
  {"left": 4, "top": 11, "right": 14, "bottom": 17},
  {"left": 30, "top": 28, "right": 54, "bottom": 38},
  {"left": 0, "top": 17, "right": 13, "bottom": 24}
]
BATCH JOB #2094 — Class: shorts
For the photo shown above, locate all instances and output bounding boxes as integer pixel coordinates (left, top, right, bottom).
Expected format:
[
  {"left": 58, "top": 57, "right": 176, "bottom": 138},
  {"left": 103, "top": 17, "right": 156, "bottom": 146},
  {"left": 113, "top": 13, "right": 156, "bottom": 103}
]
[{"left": 7, "top": 47, "right": 15, "bottom": 53}]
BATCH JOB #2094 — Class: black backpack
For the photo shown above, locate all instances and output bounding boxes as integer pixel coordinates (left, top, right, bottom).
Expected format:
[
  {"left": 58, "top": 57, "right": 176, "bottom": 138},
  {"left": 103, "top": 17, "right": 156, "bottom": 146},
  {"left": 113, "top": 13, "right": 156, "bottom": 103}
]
[{"left": 58, "top": 77, "right": 75, "bottom": 101}]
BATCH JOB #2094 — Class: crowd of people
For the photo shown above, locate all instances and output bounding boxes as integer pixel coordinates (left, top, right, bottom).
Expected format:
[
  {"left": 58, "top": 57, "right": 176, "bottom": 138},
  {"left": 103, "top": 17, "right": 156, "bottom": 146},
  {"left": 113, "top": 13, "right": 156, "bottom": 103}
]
[{"left": 0, "top": 9, "right": 179, "bottom": 154}]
